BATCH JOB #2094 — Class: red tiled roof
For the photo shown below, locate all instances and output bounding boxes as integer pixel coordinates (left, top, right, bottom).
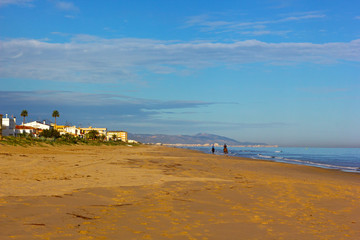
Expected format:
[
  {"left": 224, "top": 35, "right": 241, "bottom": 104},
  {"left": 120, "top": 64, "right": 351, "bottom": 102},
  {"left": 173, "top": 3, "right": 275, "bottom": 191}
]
[{"left": 16, "top": 125, "right": 36, "bottom": 130}]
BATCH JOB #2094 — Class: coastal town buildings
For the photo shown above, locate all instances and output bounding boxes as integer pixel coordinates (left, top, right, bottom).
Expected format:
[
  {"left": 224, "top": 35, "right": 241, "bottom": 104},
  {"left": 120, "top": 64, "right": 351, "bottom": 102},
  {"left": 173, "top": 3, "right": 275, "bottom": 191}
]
[
  {"left": 50, "top": 124, "right": 82, "bottom": 137},
  {"left": 51, "top": 124, "right": 66, "bottom": 135},
  {"left": 64, "top": 126, "right": 81, "bottom": 136},
  {"left": 106, "top": 131, "right": 128, "bottom": 142},
  {"left": 1, "top": 114, "right": 17, "bottom": 136},
  {"left": 1, "top": 115, "right": 50, "bottom": 137},
  {"left": 0, "top": 113, "right": 129, "bottom": 142},
  {"left": 81, "top": 126, "right": 107, "bottom": 136},
  {"left": 15, "top": 125, "right": 37, "bottom": 136},
  {"left": 24, "top": 121, "right": 51, "bottom": 130}
]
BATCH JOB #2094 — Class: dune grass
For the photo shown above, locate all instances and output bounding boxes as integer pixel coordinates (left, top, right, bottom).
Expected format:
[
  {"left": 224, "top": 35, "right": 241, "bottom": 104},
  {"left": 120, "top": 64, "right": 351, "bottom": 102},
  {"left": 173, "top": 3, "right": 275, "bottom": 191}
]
[{"left": 0, "top": 136, "right": 139, "bottom": 147}]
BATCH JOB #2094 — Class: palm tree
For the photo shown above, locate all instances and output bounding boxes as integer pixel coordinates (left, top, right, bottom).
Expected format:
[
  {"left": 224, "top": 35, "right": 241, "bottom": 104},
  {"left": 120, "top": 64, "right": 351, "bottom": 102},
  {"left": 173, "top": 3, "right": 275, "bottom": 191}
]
[
  {"left": 52, "top": 110, "right": 60, "bottom": 126},
  {"left": 20, "top": 110, "right": 28, "bottom": 125}
]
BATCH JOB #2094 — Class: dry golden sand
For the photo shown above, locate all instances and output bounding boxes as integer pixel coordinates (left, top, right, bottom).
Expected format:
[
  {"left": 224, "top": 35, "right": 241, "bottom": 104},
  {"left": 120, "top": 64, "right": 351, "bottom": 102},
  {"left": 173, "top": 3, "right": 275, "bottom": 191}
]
[{"left": 0, "top": 144, "right": 359, "bottom": 240}]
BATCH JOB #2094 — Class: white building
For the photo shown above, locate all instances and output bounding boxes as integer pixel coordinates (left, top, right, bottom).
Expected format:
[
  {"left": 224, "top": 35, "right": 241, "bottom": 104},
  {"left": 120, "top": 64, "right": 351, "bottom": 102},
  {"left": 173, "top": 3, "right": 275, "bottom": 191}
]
[
  {"left": 64, "top": 126, "right": 81, "bottom": 136},
  {"left": 1, "top": 114, "right": 16, "bottom": 136},
  {"left": 24, "top": 121, "right": 51, "bottom": 130},
  {"left": 15, "top": 125, "right": 37, "bottom": 136}
]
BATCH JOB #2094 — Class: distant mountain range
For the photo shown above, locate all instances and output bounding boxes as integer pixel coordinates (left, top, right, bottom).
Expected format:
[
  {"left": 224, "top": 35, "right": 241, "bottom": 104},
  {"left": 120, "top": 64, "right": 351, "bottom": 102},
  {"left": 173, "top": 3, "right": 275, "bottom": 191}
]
[{"left": 128, "top": 133, "right": 268, "bottom": 146}]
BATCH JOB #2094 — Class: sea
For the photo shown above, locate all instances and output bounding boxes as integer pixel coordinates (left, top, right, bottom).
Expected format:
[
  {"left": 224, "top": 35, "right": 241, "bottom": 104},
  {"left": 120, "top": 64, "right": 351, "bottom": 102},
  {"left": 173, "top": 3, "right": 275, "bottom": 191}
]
[{"left": 182, "top": 146, "right": 360, "bottom": 173}]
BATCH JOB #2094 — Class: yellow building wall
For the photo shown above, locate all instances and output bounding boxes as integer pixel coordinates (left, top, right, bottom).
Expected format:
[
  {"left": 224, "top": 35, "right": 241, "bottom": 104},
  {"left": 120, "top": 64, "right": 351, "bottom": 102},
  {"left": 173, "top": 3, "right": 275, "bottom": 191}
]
[
  {"left": 107, "top": 131, "right": 128, "bottom": 142},
  {"left": 51, "top": 124, "right": 65, "bottom": 132},
  {"left": 81, "top": 127, "right": 107, "bottom": 136}
]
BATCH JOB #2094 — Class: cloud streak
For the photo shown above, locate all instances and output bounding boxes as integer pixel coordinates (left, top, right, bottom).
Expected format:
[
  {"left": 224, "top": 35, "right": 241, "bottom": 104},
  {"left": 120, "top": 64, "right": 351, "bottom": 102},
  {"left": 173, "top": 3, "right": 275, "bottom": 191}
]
[
  {"left": 55, "top": 1, "right": 78, "bottom": 11},
  {"left": 0, "top": 90, "right": 285, "bottom": 133},
  {"left": 0, "top": 0, "right": 33, "bottom": 7},
  {"left": 0, "top": 90, "right": 214, "bottom": 119},
  {"left": 185, "top": 12, "right": 325, "bottom": 35},
  {"left": 1, "top": 36, "right": 359, "bottom": 83},
  {"left": 0, "top": 90, "right": 213, "bottom": 108},
  {"left": 0, "top": 90, "right": 226, "bottom": 132}
]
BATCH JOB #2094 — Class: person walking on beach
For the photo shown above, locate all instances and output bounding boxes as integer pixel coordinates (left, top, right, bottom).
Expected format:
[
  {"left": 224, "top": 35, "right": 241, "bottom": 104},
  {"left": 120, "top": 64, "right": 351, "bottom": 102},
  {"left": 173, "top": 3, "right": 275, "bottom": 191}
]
[
  {"left": 223, "top": 144, "right": 228, "bottom": 155},
  {"left": 211, "top": 145, "right": 215, "bottom": 154}
]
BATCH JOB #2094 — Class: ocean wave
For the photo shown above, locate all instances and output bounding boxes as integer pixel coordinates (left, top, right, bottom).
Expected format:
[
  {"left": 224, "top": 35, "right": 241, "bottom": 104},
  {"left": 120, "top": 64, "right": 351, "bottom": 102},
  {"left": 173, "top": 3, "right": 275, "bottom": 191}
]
[
  {"left": 255, "top": 155, "right": 360, "bottom": 173},
  {"left": 257, "top": 154, "right": 276, "bottom": 159},
  {"left": 183, "top": 146, "right": 360, "bottom": 173}
]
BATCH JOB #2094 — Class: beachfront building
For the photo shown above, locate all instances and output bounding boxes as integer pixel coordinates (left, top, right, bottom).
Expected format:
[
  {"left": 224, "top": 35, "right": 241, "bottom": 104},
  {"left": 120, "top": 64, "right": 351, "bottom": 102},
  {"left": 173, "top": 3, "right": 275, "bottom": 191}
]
[
  {"left": 64, "top": 126, "right": 81, "bottom": 136},
  {"left": 15, "top": 125, "right": 37, "bottom": 136},
  {"left": 106, "top": 131, "right": 128, "bottom": 142},
  {"left": 24, "top": 121, "right": 51, "bottom": 130},
  {"left": 81, "top": 126, "right": 107, "bottom": 138},
  {"left": 1, "top": 114, "right": 17, "bottom": 136},
  {"left": 50, "top": 124, "right": 82, "bottom": 136},
  {"left": 51, "top": 124, "right": 66, "bottom": 135}
]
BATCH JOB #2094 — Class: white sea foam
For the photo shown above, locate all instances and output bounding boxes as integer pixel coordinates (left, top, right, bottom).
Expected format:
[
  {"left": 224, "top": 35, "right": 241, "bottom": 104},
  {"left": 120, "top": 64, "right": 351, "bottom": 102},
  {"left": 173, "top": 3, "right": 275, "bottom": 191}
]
[{"left": 186, "top": 146, "right": 360, "bottom": 173}]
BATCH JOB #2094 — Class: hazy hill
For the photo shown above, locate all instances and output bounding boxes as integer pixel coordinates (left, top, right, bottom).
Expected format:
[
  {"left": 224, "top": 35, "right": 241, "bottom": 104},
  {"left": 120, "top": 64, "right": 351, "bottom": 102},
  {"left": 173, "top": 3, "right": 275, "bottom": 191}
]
[{"left": 128, "top": 133, "right": 267, "bottom": 145}]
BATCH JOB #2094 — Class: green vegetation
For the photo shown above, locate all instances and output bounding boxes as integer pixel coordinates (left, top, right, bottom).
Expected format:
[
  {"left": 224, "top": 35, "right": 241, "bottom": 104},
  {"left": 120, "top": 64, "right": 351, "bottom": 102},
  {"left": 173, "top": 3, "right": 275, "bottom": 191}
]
[
  {"left": 86, "top": 130, "right": 99, "bottom": 140},
  {"left": 112, "top": 134, "right": 117, "bottom": 141},
  {"left": 0, "top": 135, "right": 139, "bottom": 147},
  {"left": 40, "top": 129, "right": 61, "bottom": 138}
]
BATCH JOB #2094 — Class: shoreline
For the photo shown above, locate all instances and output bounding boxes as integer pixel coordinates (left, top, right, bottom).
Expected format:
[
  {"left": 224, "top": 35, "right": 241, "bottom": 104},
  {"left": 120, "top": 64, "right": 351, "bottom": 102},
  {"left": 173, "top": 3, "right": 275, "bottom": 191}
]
[
  {"left": 163, "top": 143, "right": 279, "bottom": 148},
  {"left": 180, "top": 145, "right": 360, "bottom": 174},
  {"left": 1, "top": 144, "right": 359, "bottom": 239}
]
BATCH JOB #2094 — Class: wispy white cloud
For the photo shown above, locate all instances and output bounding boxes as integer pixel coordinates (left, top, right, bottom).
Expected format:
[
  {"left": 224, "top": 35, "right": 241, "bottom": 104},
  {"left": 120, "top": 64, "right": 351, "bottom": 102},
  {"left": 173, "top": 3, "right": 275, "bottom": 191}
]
[
  {"left": 55, "top": 1, "right": 78, "bottom": 11},
  {"left": 0, "top": 36, "right": 359, "bottom": 83},
  {"left": 355, "top": 16, "right": 360, "bottom": 20},
  {"left": 64, "top": 15, "right": 76, "bottom": 19},
  {"left": 0, "top": 0, "right": 33, "bottom": 7},
  {"left": 0, "top": 90, "right": 284, "bottom": 132},
  {"left": 239, "top": 30, "right": 291, "bottom": 36},
  {"left": 0, "top": 90, "right": 212, "bottom": 109},
  {"left": 185, "top": 12, "right": 325, "bottom": 36},
  {"left": 279, "top": 14, "right": 325, "bottom": 22},
  {"left": 0, "top": 90, "right": 216, "bottom": 129}
]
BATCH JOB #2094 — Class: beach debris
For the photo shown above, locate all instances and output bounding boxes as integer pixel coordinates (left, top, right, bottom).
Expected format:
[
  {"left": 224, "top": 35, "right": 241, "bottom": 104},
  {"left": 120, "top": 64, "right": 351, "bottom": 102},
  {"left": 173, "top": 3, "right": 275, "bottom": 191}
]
[
  {"left": 24, "top": 223, "right": 46, "bottom": 226},
  {"left": 173, "top": 198, "right": 192, "bottom": 202},
  {"left": 0, "top": 153, "right": 12, "bottom": 156},
  {"left": 90, "top": 203, "right": 133, "bottom": 207},
  {"left": 51, "top": 195, "right": 63, "bottom": 198},
  {"left": 67, "top": 213, "right": 94, "bottom": 220}
]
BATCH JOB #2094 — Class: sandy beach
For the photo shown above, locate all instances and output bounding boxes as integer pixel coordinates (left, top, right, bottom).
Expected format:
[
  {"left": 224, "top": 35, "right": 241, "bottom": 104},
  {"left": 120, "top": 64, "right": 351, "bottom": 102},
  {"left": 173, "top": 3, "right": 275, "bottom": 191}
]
[{"left": 0, "top": 144, "right": 359, "bottom": 240}]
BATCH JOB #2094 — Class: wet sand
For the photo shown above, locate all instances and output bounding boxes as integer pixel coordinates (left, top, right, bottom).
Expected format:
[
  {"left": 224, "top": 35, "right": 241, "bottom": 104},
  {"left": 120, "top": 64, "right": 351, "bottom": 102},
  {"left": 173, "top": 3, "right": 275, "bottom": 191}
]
[{"left": 0, "top": 144, "right": 359, "bottom": 239}]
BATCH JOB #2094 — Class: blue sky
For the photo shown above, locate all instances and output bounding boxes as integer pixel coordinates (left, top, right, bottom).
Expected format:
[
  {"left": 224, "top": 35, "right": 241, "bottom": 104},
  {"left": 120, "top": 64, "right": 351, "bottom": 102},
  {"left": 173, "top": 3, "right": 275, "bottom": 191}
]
[{"left": 1, "top": 0, "right": 359, "bottom": 147}]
